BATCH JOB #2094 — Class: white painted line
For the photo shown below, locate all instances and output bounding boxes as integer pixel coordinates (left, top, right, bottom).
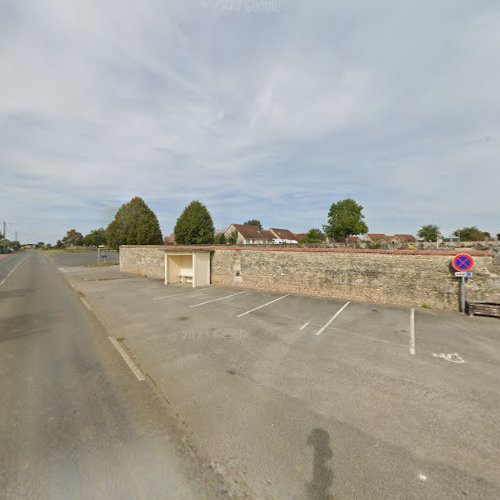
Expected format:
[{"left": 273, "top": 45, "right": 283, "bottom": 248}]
[
  {"left": 190, "top": 290, "right": 247, "bottom": 308},
  {"left": 432, "top": 352, "right": 466, "bottom": 364},
  {"left": 108, "top": 336, "right": 145, "bottom": 381},
  {"left": 0, "top": 255, "right": 28, "bottom": 288},
  {"left": 299, "top": 320, "right": 311, "bottom": 331},
  {"left": 314, "top": 302, "right": 351, "bottom": 336},
  {"left": 410, "top": 308, "right": 416, "bottom": 355},
  {"left": 236, "top": 294, "right": 290, "bottom": 318},
  {"left": 80, "top": 297, "right": 92, "bottom": 311},
  {"left": 153, "top": 287, "right": 211, "bottom": 301}
]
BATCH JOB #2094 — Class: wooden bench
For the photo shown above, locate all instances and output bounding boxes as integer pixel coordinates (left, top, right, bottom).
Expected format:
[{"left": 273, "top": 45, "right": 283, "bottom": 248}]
[{"left": 178, "top": 267, "right": 193, "bottom": 284}]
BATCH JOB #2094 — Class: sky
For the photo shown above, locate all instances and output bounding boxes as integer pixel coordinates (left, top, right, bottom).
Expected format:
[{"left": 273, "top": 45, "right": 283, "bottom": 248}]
[{"left": 1, "top": 0, "right": 499, "bottom": 244}]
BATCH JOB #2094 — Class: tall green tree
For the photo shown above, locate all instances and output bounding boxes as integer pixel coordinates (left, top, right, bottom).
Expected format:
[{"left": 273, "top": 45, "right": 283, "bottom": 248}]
[
  {"left": 453, "top": 226, "right": 489, "bottom": 242},
  {"left": 174, "top": 201, "right": 215, "bottom": 245},
  {"left": 417, "top": 224, "right": 440, "bottom": 242},
  {"left": 323, "top": 199, "right": 368, "bottom": 241},
  {"left": 83, "top": 228, "right": 107, "bottom": 247},
  {"left": 61, "top": 229, "right": 84, "bottom": 247},
  {"left": 243, "top": 219, "right": 263, "bottom": 229},
  {"left": 107, "top": 197, "right": 163, "bottom": 250}
]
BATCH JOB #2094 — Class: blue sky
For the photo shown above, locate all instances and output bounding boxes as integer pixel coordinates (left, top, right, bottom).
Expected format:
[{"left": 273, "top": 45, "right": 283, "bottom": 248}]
[{"left": 1, "top": 0, "right": 499, "bottom": 243}]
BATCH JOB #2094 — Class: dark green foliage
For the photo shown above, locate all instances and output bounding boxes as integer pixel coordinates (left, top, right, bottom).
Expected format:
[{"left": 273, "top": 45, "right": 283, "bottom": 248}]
[
  {"left": 214, "top": 233, "right": 226, "bottom": 244},
  {"left": 300, "top": 228, "right": 325, "bottom": 244},
  {"left": 453, "top": 226, "right": 490, "bottom": 242},
  {"left": 107, "top": 197, "right": 163, "bottom": 250},
  {"left": 83, "top": 228, "right": 107, "bottom": 247},
  {"left": 243, "top": 219, "right": 262, "bottom": 229},
  {"left": 61, "top": 229, "right": 84, "bottom": 247},
  {"left": 417, "top": 224, "right": 440, "bottom": 242},
  {"left": 174, "top": 201, "right": 215, "bottom": 245},
  {"left": 227, "top": 230, "right": 238, "bottom": 245},
  {"left": 323, "top": 199, "right": 368, "bottom": 241}
]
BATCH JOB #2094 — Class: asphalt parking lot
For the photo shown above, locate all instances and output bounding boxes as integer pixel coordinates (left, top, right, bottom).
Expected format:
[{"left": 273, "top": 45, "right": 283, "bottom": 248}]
[{"left": 55, "top": 256, "right": 500, "bottom": 499}]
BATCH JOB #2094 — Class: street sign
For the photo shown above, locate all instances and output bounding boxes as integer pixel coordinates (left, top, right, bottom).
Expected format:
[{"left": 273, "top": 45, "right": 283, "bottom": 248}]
[
  {"left": 452, "top": 253, "right": 474, "bottom": 272},
  {"left": 455, "top": 271, "right": 473, "bottom": 278}
]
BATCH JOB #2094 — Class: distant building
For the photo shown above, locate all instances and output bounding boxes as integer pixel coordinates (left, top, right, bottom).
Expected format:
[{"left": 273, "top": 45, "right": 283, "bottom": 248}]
[
  {"left": 394, "top": 234, "right": 417, "bottom": 243},
  {"left": 269, "top": 228, "right": 298, "bottom": 243},
  {"left": 164, "top": 233, "right": 176, "bottom": 245},
  {"left": 224, "top": 224, "right": 275, "bottom": 245}
]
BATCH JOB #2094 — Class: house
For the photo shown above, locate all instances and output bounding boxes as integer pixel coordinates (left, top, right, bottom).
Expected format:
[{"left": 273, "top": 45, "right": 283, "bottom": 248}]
[
  {"left": 364, "top": 233, "right": 388, "bottom": 244},
  {"left": 164, "top": 233, "right": 176, "bottom": 245},
  {"left": 269, "top": 228, "right": 299, "bottom": 244},
  {"left": 394, "top": 234, "right": 417, "bottom": 243},
  {"left": 224, "top": 224, "right": 275, "bottom": 245},
  {"left": 347, "top": 236, "right": 360, "bottom": 245}
]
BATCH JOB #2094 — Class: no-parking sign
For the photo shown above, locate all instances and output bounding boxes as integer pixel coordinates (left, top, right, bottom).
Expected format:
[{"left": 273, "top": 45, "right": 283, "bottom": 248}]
[{"left": 452, "top": 253, "right": 474, "bottom": 272}]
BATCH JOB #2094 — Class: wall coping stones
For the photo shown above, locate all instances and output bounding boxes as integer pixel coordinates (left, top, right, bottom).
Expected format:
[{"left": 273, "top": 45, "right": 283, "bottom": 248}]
[{"left": 119, "top": 245, "right": 493, "bottom": 257}]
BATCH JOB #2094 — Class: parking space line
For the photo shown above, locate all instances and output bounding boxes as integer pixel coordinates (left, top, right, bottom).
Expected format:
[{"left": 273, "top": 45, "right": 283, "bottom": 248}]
[
  {"left": 153, "top": 287, "right": 211, "bottom": 301},
  {"left": 314, "top": 302, "right": 350, "bottom": 336},
  {"left": 410, "top": 308, "right": 416, "bottom": 355},
  {"left": 299, "top": 320, "right": 311, "bottom": 330},
  {"left": 236, "top": 294, "right": 289, "bottom": 318},
  {"left": 190, "top": 290, "right": 248, "bottom": 308}
]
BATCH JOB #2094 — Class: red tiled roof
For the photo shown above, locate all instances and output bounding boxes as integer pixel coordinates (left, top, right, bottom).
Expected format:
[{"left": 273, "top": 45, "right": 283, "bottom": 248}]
[
  {"left": 395, "top": 234, "right": 417, "bottom": 242},
  {"left": 269, "top": 228, "right": 297, "bottom": 240},
  {"left": 347, "top": 236, "right": 360, "bottom": 243},
  {"left": 367, "top": 233, "right": 387, "bottom": 242},
  {"left": 231, "top": 224, "right": 274, "bottom": 240},
  {"left": 294, "top": 233, "right": 308, "bottom": 241}
]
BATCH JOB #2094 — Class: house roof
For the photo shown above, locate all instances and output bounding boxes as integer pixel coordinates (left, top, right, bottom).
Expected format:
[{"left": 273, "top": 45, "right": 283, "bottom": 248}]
[
  {"left": 395, "top": 234, "right": 417, "bottom": 242},
  {"left": 231, "top": 224, "right": 274, "bottom": 240},
  {"left": 367, "top": 233, "right": 387, "bottom": 242},
  {"left": 294, "top": 233, "right": 308, "bottom": 241},
  {"left": 347, "top": 236, "right": 360, "bottom": 243},
  {"left": 269, "top": 228, "right": 297, "bottom": 240},
  {"left": 164, "top": 233, "right": 176, "bottom": 244}
]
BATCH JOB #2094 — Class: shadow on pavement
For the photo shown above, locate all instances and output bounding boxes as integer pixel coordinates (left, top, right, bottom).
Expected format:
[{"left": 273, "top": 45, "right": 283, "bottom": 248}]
[{"left": 306, "top": 428, "right": 334, "bottom": 500}]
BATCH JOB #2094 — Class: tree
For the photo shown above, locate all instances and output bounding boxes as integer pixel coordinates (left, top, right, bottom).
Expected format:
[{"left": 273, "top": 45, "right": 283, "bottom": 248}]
[
  {"left": 107, "top": 197, "right": 163, "bottom": 250},
  {"left": 417, "top": 224, "right": 440, "bottom": 242},
  {"left": 323, "top": 198, "right": 368, "bottom": 241},
  {"left": 497, "top": 233, "right": 500, "bottom": 241},
  {"left": 227, "top": 230, "right": 238, "bottom": 245},
  {"left": 61, "top": 229, "right": 84, "bottom": 247},
  {"left": 243, "top": 219, "right": 262, "bottom": 229},
  {"left": 55, "top": 240, "right": 65, "bottom": 249},
  {"left": 214, "top": 233, "right": 226, "bottom": 244},
  {"left": 174, "top": 201, "right": 215, "bottom": 245},
  {"left": 453, "top": 226, "right": 489, "bottom": 242},
  {"left": 300, "top": 228, "right": 325, "bottom": 244},
  {"left": 84, "top": 228, "right": 107, "bottom": 247}
]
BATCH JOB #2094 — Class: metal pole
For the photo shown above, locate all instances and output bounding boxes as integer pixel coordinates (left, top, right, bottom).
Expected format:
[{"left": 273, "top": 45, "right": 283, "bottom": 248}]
[
  {"left": 97, "top": 246, "right": 100, "bottom": 265},
  {"left": 460, "top": 276, "right": 466, "bottom": 314}
]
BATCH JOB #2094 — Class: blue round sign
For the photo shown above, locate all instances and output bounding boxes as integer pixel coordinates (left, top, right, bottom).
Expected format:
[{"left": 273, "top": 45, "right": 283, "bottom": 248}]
[{"left": 452, "top": 253, "right": 474, "bottom": 272}]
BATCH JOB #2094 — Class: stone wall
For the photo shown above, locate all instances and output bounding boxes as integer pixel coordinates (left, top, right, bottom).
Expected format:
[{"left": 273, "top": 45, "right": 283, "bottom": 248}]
[
  {"left": 119, "top": 245, "right": 499, "bottom": 310},
  {"left": 120, "top": 246, "right": 165, "bottom": 280}
]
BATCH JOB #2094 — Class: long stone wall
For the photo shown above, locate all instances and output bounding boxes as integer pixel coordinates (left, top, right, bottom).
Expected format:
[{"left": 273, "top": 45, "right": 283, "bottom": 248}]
[
  {"left": 119, "top": 246, "right": 165, "bottom": 280},
  {"left": 120, "top": 245, "right": 499, "bottom": 310}
]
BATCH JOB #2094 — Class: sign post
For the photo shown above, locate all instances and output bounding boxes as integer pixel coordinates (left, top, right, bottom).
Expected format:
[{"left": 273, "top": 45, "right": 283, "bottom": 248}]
[{"left": 451, "top": 253, "right": 474, "bottom": 314}]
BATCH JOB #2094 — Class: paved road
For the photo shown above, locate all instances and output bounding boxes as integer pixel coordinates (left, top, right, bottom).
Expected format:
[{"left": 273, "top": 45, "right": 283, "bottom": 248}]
[
  {"left": 64, "top": 264, "right": 500, "bottom": 499},
  {"left": 0, "top": 252, "right": 223, "bottom": 499}
]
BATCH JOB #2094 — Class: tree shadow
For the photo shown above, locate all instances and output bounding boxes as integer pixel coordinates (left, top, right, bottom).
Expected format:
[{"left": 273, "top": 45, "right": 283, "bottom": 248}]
[{"left": 306, "top": 428, "right": 334, "bottom": 500}]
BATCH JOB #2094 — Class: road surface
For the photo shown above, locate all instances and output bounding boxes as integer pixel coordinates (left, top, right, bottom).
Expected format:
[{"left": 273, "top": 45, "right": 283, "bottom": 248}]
[{"left": 0, "top": 252, "right": 223, "bottom": 499}]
